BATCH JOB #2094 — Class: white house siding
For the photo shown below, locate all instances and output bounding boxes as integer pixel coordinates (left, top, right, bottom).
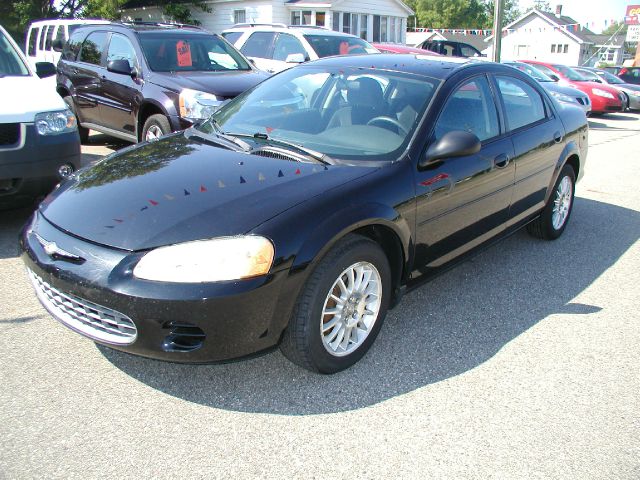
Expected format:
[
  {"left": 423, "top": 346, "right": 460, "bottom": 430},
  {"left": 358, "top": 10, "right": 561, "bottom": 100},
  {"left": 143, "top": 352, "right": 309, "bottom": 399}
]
[{"left": 487, "top": 15, "right": 585, "bottom": 65}]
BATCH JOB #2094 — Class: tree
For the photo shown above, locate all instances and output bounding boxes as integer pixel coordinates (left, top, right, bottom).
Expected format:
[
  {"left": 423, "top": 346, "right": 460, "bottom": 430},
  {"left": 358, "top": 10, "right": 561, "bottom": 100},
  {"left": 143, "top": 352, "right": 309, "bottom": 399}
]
[
  {"left": 602, "top": 21, "right": 627, "bottom": 36},
  {"left": 482, "top": 0, "right": 521, "bottom": 28},
  {"left": 531, "top": 0, "right": 551, "bottom": 13},
  {"left": 1, "top": 0, "right": 56, "bottom": 42},
  {"left": 414, "top": 0, "right": 488, "bottom": 29}
]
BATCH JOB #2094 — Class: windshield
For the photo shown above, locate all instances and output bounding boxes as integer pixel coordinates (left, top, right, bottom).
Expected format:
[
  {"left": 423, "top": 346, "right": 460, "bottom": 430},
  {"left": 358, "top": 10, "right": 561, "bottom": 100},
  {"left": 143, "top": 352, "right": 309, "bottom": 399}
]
[
  {"left": 598, "top": 70, "right": 624, "bottom": 84},
  {"left": 197, "top": 65, "right": 439, "bottom": 162},
  {"left": 552, "top": 64, "right": 586, "bottom": 81},
  {"left": 0, "top": 30, "right": 30, "bottom": 77},
  {"left": 303, "top": 34, "right": 378, "bottom": 57},
  {"left": 139, "top": 33, "right": 251, "bottom": 72},
  {"left": 507, "top": 62, "right": 553, "bottom": 82}
]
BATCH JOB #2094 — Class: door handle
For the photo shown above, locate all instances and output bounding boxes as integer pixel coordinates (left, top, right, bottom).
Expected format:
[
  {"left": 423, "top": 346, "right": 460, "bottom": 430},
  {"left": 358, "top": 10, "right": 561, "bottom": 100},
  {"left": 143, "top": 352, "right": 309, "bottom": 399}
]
[
  {"left": 553, "top": 131, "right": 563, "bottom": 143},
  {"left": 494, "top": 153, "right": 510, "bottom": 168}
]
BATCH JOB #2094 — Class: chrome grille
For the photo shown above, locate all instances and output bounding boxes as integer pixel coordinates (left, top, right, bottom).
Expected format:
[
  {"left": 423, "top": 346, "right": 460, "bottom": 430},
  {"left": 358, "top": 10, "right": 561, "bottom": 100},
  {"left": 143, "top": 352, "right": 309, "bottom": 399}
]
[{"left": 28, "top": 269, "right": 137, "bottom": 345}]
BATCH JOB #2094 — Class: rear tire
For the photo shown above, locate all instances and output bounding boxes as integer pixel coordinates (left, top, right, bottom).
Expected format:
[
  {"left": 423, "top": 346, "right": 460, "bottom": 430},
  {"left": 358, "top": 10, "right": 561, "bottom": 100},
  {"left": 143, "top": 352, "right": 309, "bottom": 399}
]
[
  {"left": 141, "top": 114, "right": 171, "bottom": 142},
  {"left": 63, "top": 96, "right": 89, "bottom": 143},
  {"left": 527, "top": 164, "right": 576, "bottom": 240},
  {"left": 280, "top": 234, "right": 391, "bottom": 374}
]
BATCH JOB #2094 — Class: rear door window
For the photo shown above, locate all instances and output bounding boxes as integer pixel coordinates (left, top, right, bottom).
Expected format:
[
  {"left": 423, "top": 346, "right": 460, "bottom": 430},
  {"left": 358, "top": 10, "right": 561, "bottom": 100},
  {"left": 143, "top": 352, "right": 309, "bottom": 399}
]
[
  {"left": 28, "top": 27, "right": 39, "bottom": 56},
  {"left": 240, "top": 32, "right": 276, "bottom": 58},
  {"left": 496, "top": 76, "right": 547, "bottom": 131},
  {"left": 45, "top": 25, "right": 55, "bottom": 50},
  {"left": 79, "top": 31, "right": 108, "bottom": 66},
  {"left": 272, "top": 33, "right": 306, "bottom": 61}
]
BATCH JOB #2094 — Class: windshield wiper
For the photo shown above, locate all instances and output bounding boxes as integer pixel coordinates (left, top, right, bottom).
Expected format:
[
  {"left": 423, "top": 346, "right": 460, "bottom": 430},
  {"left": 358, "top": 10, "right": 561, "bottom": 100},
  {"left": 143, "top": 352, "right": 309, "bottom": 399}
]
[
  {"left": 187, "top": 120, "right": 251, "bottom": 152},
  {"left": 229, "top": 132, "right": 334, "bottom": 165}
]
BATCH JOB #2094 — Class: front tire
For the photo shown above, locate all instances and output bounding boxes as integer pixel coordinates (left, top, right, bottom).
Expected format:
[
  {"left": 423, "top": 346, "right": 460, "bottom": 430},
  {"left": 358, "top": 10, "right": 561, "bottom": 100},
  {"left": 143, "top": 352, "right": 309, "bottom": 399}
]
[
  {"left": 527, "top": 164, "right": 576, "bottom": 240},
  {"left": 280, "top": 234, "right": 391, "bottom": 374},
  {"left": 141, "top": 114, "right": 171, "bottom": 142}
]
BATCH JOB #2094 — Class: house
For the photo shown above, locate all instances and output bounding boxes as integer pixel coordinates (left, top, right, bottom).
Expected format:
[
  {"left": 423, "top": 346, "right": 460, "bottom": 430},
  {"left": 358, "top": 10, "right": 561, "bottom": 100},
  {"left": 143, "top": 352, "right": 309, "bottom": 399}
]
[
  {"left": 484, "top": 7, "right": 625, "bottom": 66},
  {"left": 120, "top": 0, "right": 413, "bottom": 44}
]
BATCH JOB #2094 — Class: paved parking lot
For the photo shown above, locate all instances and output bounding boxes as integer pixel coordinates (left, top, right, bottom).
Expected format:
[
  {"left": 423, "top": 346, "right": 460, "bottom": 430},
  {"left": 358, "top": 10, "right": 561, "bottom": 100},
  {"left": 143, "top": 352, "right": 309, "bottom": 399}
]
[{"left": 1, "top": 115, "right": 639, "bottom": 479}]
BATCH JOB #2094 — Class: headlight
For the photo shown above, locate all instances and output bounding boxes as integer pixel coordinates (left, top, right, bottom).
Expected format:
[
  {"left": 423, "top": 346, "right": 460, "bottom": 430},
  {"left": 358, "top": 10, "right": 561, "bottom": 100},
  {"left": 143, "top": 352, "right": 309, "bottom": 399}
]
[
  {"left": 133, "top": 236, "right": 274, "bottom": 283},
  {"left": 179, "top": 88, "right": 223, "bottom": 120},
  {"left": 592, "top": 88, "right": 614, "bottom": 99},
  {"left": 34, "top": 109, "right": 77, "bottom": 135},
  {"left": 549, "top": 90, "right": 578, "bottom": 104}
]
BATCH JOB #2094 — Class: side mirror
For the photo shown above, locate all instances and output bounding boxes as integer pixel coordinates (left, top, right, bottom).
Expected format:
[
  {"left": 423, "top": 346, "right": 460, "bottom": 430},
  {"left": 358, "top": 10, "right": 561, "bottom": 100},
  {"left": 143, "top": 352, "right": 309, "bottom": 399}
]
[
  {"left": 52, "top": 38, "right": 64, "bottom": 52},
  {"left": 107, "top": 59, "right": 133, "bottom": 76},
  {"left": 419, "top": 130, "right": 481, "bottom": 168},
  {"left": 285, "top": 53, "right": 305, "bottom": 64},
  {"left": 35, "top": 62, "right": 56, "bottom": 78},
  {"left": 549, "top": 74, "right": 560, "bottom": 82}
]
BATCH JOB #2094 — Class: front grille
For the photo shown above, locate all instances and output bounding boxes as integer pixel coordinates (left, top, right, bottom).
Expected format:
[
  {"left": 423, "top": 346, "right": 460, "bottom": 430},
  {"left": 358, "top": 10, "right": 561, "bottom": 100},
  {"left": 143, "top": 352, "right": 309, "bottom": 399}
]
[
  {"left": 0, "top": 123, "right": 20, "bottom": 147},
  {"left": 28, "top": 269, "right": 137, "bottom": 345},
  {"left": 576, "top": 97, "right": 589, "bottom": 106}
]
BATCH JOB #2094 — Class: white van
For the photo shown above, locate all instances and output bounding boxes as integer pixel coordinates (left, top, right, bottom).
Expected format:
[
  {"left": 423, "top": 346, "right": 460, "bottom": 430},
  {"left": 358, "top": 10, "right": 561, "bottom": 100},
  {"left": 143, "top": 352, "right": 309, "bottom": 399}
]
[
  {"left": 25, "top": 19, "right": 110, "bottom": 68},
  {"left": 0, "top": 24, "right": 81, "bottom": 208}
]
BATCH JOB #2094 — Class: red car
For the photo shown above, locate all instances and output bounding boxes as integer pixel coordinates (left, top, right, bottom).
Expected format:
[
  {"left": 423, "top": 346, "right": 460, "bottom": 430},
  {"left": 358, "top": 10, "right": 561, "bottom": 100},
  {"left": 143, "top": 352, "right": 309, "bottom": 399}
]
[
  {"left": 521, "top": 60, "right": 623, "bottom": 114},
  {"left": 373, "top": 43, "right": 441, "bottom": 56}
]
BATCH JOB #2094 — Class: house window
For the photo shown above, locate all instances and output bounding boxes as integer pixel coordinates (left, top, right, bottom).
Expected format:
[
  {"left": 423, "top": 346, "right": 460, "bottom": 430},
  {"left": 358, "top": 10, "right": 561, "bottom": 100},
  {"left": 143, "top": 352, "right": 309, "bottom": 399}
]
[
  {"left": 291, "top": 10, "right": 312, "bottom": 25},
  {"left": 316, "top": 12, "right": 326, "bottom": 27},
  {"left": 390, "top": 17, "right": 396, "bottom": 42},
  {"left": 234, "top": 9, "right": 246, "bottom": 24},
  {"left": 380, "top": 16, "right": 388, "bottom": 42},
  {"left": 373, "top": 15, "right": 381, "bottom": 42},
  {"left": 551, "top": 44, "right": 556, "bottom": 53},
  {"left": 333, "top": 11, "right": 340, "bottom": 31},
  {"left": 359, "top": 14, "right": 368, "bottom": 39},
  {"left": 342, "top": 12, "right": 351, "bottom": 33},
  {"left": 563, "top": 44, "right": 568, "bottom": 53}
]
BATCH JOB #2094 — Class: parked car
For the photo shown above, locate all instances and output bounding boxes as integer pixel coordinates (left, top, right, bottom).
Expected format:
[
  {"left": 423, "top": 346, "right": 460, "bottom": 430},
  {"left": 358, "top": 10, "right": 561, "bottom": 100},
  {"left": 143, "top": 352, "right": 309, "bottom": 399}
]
[
  {"left": 573, "top": 66, "right": 640, "bottom": 111},
  {"left": 24, "top": 19, "right": 110, "bottom": 69},
  {"left": 22, "top": 55, "right": 588, "bottom": 373},
  {"left": 521, "top": 60, "right": 623, "bottom": 114},
  {"left": 616, "top": 66, "right": 640, "bottom": 85},
  {"left": 57, "top": 22, "right": 269, "bottom": 143},
  {"left": 222, "top": 24, "right": 379, "bottom": 73},
  {"left": 415, "top": 39, "right": 484, "bottom": 57},
  {"left": 373, "top": 43, "right": 440, "bottom": 55},
  {"left": 0, "top": 24, "right": 80, "bottom": 209},
  {"left": 504, "top": 61, "right": 591, "bottom": 114}
]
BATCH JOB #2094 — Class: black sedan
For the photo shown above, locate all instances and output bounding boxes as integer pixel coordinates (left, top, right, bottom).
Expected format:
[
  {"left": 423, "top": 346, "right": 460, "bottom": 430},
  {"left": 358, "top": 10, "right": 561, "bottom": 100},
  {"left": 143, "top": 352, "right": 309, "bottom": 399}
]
[{"left": 21, "top": 55, "right": 588, "bottom": 374}]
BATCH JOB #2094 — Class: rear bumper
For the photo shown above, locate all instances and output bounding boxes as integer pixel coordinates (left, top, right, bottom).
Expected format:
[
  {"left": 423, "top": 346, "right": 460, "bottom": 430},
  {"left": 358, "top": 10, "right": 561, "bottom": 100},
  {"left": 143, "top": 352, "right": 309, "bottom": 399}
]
[{"left": 0, "top": 124, "right": 81, "bottom": 205}]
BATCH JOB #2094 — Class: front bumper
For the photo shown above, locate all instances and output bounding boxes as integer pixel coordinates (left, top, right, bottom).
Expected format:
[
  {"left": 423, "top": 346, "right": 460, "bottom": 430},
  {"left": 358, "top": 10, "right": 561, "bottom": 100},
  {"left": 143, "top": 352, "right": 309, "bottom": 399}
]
[
  {"left": 0, "top": 124, "right": 80, "bottom": 205},
  {"left": 589, "top": 94, "right": 623, "bottom": 113},
  {"left": 21, "top": 212, "right": 290, "bottom": 363}
]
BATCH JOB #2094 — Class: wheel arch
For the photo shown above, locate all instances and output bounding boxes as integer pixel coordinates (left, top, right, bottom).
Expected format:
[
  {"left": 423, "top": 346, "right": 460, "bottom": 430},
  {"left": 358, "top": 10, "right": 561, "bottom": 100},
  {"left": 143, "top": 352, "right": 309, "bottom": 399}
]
[
  {"left": 137, "top": 100, "right": 168, "bottom": 140},
  {"left": 545, "top": 139, "right": 581, "bottom": 204}
]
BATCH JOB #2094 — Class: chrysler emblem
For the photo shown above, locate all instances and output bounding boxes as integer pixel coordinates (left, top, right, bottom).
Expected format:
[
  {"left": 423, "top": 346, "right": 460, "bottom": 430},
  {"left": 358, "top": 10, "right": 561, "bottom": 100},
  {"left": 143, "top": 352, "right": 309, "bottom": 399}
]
[{"left": 33, "top": 232, "right": 83, "bottom": 263}]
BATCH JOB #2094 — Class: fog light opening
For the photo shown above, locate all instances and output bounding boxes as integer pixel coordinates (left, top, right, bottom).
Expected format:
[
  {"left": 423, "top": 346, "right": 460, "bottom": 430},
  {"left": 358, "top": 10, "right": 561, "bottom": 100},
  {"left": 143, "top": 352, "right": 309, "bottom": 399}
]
[{"left": 58, "top": 163, "right": 75, "bottom": 179}]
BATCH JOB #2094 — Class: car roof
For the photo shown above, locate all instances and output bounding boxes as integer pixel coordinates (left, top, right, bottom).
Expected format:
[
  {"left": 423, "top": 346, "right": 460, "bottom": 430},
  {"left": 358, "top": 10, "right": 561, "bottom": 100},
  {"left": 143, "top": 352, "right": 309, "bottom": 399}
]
[
  {"left": 69, "top": 21, "right": 208, "bottom": 35},
  {"left": 300, "top": 53, "right": 502, "bottom": 80},
  {"left": 223, "top": 24, "right": 360, "bottom": 38}
]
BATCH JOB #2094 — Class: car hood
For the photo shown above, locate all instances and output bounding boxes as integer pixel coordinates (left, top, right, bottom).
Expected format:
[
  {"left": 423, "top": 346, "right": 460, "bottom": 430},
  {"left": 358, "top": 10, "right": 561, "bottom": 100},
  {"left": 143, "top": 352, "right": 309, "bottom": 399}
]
[
  {"left": 0, "top": 75, "right": 66, "bottom": 123},
  {"left": 567, "top": 80, "right": 620, "bottom": 94},
  {"left": 148, "top": 70, "right": 269, "bottom": 98},
  {"left": 39, "top": 133, "right": 372, "bottom": 251},
  {"left": 540, "top": 82, "right": 585, "bottom": 97}
]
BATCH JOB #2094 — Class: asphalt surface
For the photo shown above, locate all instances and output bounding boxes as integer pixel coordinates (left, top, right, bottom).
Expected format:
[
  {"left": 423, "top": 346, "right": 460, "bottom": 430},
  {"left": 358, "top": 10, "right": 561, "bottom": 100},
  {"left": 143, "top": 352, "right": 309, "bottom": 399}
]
[{"left": 1, "top": 117, "right": 639, "bottom": 479}]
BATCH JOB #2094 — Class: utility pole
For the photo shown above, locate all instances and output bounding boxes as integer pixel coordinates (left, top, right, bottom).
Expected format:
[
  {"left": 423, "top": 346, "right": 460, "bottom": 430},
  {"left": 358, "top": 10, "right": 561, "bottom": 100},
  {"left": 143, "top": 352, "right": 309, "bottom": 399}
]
[{"left": 491, "top": 0, "right": 505, "bottom": 62}]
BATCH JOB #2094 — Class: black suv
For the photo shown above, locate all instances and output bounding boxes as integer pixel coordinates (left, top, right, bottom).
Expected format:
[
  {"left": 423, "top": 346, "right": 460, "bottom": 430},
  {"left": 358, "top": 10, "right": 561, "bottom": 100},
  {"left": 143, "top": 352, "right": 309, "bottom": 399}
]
[
  {"left": 416, "top": 40, "right": 483, "bottom": 58},
  {"left": 57, "top": 22, "right": 269, "bottom": 143}
]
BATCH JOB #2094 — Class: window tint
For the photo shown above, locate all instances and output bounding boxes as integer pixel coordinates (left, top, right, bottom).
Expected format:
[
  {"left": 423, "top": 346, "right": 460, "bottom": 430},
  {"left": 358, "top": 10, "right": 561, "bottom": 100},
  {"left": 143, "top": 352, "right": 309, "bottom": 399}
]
[
  {"left": 240, "top": 32, "right": 276, "bottom": 58},
  {"left": 273, "top": 33, "right": 306, "bottom": 61},
  {"left": 435, "top": 76, "right": 499, "bottom": 142},
  {"left": 45, "top": 25, "right": 55, "bottom": 50},
  {"left": 221, "top": 31, "right": 242, "bottom": 45},
  {"left": 28, "top": 27, "right": 39, "bottom": 56},
  {"left": 497, "top": 76, "right": 546, "bottom": 131},
  {"left": 63, "top": 29, "right": 85, "bottom": 61},
  {"left": 107, "top": 34, "right": 137, "bottom": 68},
  {"left": 79, "top": 31, "right": 108, "bottom": 65},
  {"left": 39, "top": 26, "right": 49, "bottom": 50}
]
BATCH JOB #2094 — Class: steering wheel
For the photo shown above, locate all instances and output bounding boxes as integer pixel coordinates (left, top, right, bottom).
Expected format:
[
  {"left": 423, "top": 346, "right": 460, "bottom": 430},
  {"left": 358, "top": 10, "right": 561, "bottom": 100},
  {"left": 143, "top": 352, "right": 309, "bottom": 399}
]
[{"left": 366, "top": 116, "right": 409, "bottom": 135}]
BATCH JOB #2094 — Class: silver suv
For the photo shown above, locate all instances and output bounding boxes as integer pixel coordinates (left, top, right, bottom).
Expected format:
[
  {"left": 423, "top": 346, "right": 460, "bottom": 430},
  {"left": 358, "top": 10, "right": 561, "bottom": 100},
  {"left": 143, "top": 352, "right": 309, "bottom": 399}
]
[{"left": 222, "top": 24, "right": 378, "bottom": 73}]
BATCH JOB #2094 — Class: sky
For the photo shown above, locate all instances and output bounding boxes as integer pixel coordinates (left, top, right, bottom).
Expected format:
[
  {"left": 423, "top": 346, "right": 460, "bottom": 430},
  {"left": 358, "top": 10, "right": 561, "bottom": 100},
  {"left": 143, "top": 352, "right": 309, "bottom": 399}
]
[{"left": 518, "top": 0, "right": 631, "bottom": 33}]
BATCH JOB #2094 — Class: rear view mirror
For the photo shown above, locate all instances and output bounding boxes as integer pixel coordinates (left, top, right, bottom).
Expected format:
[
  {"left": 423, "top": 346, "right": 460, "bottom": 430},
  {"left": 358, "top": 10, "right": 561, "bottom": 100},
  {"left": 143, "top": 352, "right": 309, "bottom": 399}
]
[
  {"left": 420, "top": 130, "right": 481, "bottom": 168},
  {"left": 52, "top": 38, "right": 64, "bottom": 52},
  {"left": 107, "top": 59, "right": 133, "bottom": 76},
  {"left": 35, "top": 62, "right": 56, "bottom": 78},
  {"left": 285, "top": 53, "right": 305, "bottom": 64}
]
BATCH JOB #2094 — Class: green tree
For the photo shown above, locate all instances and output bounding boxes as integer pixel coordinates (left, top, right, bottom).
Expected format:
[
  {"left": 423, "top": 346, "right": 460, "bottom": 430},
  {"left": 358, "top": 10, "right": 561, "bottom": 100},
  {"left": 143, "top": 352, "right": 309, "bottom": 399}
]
[
  {"left": 415, "top": 0, "right": 488, "bottom": 29},
  {"left": 1, "top": 0, "right": 56, "bottom": 42},
  {"left": 81, "top": 0, "right": 126, "bottom": 20},
  {"left": 602, "top": 21, "right": 627, "bottom": 36},
  {"left": 482, "top": 0, "right": 521, "bottom": 28},
  {"left": 531, "top": 0, "right": 551, "bottom": 12}
]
